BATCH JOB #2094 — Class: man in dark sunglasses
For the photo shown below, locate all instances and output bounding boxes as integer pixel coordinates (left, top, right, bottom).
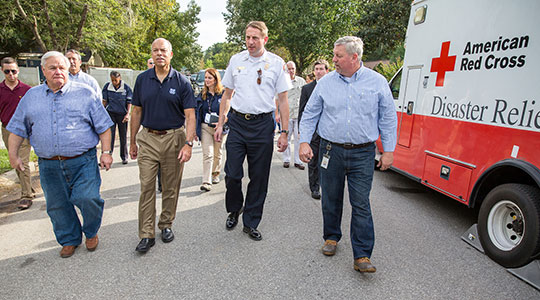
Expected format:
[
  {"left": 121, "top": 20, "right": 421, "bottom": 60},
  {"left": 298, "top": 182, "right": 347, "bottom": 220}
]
[{"left": 0, "top": 57, "right": 34, "bottom": 209}]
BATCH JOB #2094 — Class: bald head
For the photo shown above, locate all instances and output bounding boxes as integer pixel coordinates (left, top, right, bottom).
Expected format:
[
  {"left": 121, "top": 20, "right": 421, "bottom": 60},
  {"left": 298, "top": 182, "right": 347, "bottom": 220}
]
[{"left": 151, "top": 38, "right": 173, "bottom": 69}]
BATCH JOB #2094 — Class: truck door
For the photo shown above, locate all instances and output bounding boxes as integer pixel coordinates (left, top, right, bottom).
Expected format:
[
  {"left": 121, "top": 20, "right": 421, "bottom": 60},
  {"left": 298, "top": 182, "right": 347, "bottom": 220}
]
[{"left": 398, "top": 67, "right": 422, "bottom": 148}]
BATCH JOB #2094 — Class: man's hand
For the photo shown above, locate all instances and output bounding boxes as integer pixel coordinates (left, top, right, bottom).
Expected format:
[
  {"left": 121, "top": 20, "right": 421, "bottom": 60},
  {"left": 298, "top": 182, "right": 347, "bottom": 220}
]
[
  {"left": 122, "top": 113, "right": 129, "bottom": 123},
  {"left": 214, "top": 125, "right": 223, "bottom": 142},
  {"left": 276, "top": 133, "right": 288, "bottom": 152},
  {"left": 299, "top": 142, "right": 313, "bottom": 163},
  {"left": 9, "top": 155, "right": 24, "bottom": 172},
  {"left": 100, "top": 153, "right": 113, "bottom": 171},
  {"left": 275, "top": 114, "right": 281, "bottom": 124},
  {"left": 377, "top": 152, "right": 394, "bottom": 171},
  {"left": 178, "top": 145, "right": 192, "bottom": 163},
  {"left": 130, "top": 143, "right": 138, "bottom": 159}
]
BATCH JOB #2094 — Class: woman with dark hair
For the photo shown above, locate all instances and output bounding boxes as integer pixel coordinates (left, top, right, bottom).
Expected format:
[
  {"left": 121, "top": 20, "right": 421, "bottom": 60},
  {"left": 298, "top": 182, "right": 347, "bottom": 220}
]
[{"left": 196, "top": 68, "right": 227, "bottom": 191}]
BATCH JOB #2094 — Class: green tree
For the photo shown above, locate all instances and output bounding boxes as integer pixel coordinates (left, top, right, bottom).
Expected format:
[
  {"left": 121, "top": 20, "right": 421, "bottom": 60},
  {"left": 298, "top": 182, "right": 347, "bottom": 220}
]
[
  {"left": 357, "top": 0, "right": 410, "bottom": 61},
  {"left": 0, "top": 0, "right": 203, "bottom": 70},
  {"left": 223, "top": 0, "right": 364, "bottom": 72},
  {"left": 203, "top": 42, "right": 241, "bottom": 70}
]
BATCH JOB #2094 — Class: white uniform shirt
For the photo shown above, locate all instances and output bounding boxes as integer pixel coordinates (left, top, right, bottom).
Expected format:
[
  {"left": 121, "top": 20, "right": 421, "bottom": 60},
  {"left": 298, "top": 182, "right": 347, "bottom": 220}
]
[
  {"left": 287, "top": 75, "right": 306, "bottom": 119},
  {"left": 69, "top": 71, "right": 101, "bottom": 97},
  {"left": 222, "top": 50, "right": 292, "bottom": 114}
]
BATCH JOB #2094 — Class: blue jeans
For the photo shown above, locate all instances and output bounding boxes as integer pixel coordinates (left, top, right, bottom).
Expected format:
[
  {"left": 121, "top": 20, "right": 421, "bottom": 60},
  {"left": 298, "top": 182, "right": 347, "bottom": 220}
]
[
  {"left": 39, "top": 148, "right": 104, "bottom": 246},
  {"left": 319, "top": 140, "right": 376, "bottom": 259}
]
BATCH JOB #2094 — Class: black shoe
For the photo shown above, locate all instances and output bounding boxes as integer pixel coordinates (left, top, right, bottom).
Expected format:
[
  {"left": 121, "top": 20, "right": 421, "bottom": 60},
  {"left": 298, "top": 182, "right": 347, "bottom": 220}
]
[
  {"left": 161, "top": 228, "right": 174, "bottom": 243},
  {"left": 226, "top": 210, "right": 242, "bottom": 230},
  {"left": 311, "top": 190, "right": 321, "bottom": 200},
  {"left": 122, "top": 160, "right": 128, "bottom": 165},
  {"left": 135, "top": 238, "right": 155, "bottom": 253},
  {"left": 243, "top": 226, "right": 262, "bottom": 241},
  {"left": 283, "top": 162, "right": 290, "bottom": 168}
]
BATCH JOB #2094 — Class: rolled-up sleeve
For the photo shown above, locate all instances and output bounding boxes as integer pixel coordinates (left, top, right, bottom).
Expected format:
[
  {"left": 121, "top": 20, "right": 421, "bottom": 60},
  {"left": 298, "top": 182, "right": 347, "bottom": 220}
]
[
  {"left": 377, "top": 82, "right": 398, "bottom": 152},
  {"left": 90, "top": 94, "right": 114, "bottom": 134}
]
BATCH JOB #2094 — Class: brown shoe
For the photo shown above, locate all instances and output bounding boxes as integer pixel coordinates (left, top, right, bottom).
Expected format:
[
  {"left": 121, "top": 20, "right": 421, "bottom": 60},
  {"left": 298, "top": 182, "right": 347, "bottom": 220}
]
[
  {"left": 283, "top": 162, "right": 290, "bottom": 168},
  {"left": 86, "top": 235, "right": 99, "bottom": 251},
  {"left": 17, "top": 198, "right": 33, "bottom": 210},
  {"left": 322, "top": 240, "right": 337, "bottom": 256},
  {"left": 294, "top": 163, "right": 305, "bottom": 170},
  {"left": 354, "top": 257, "right": 376, "bottom": 273},
  {"left": 59, "top": 245, "right": 78, "bottom": 258}
]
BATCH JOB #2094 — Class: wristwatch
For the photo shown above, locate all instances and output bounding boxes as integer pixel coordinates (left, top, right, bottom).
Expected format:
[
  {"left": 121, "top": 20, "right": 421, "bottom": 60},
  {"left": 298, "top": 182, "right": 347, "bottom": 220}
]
[
  {"left": 185, "top": 141, "right": 193, "bottom": 147},
  {"left": 102, "top": 150, "right": 113, "bottom": 155},
  {"left": 280, "top": 130, "right": 289, "bottom": 135}
]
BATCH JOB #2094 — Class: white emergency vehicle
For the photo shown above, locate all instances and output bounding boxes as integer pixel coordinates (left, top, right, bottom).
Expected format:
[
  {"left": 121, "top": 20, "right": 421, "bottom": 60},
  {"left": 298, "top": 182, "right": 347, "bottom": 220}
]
[{"left": 382, "top": 0, "right": 540, "bottom": 268}]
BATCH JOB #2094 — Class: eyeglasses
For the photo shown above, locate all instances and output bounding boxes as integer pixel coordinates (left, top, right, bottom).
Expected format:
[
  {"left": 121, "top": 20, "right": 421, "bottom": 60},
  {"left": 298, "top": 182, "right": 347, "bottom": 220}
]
[
  {"left": 3, "top": 69, "right": 18, "bottom": 75},
  {"left": 257, "top": 69, "right": 262, "bottom": 85},
  {"left": 148, "top": 62, "right": 154, "bottom": 65}
]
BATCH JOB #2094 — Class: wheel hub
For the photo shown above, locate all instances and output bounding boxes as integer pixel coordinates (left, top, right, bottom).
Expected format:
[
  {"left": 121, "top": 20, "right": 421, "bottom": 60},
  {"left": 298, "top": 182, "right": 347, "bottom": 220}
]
[{"left": 487, "top": 200, "right": 524, "bottom": 251}]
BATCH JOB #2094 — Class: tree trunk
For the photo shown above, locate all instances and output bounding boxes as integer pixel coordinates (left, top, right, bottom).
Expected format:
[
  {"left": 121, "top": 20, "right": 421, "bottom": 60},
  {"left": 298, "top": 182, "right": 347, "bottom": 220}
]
[
  {"left": 14, "top": 0, "right": 48, "bottom": 53},
  {"left": 42, "top": 0, "right": 58, "bottom": 49},
  {"left": 71, "top": 4, "right": 89, "bottom": 49}
]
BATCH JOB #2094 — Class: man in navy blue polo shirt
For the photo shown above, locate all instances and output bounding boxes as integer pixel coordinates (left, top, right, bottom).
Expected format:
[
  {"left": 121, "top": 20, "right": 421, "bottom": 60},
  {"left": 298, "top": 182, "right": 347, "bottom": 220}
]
[
  {"left": 103, "top": 71, "right": 132, "bottom": 165},
  {"left": 130, "top": 38, "right": 196, "bottom": 253}
]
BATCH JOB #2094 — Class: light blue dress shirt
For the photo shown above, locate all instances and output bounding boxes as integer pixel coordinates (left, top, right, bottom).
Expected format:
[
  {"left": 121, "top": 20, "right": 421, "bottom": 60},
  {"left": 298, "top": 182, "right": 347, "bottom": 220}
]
[
  {"left": 69, "top": 71, "right": 101, "bottom": 96},
  {"left": 222, "top": 50, "right": 292, "bottom": 114},
  {"left": 299, "top": 66, "right": 398, "bottom": 152},
  {"left": 7, "top": 81, "right": 113, "bottom": 158}
]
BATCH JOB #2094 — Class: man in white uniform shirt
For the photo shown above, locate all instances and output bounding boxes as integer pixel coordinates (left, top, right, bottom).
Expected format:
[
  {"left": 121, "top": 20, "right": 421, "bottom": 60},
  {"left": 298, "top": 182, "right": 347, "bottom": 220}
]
[
  {"left": 214, "top": 21, "right": 292, "bottom": 241},
  {"left": 280, "top": 61, "right": 306, "bottom": 170}
]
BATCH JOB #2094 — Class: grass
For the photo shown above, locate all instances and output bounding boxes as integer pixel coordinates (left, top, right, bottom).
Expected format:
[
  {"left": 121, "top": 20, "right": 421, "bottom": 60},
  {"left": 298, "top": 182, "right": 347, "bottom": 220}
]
[{"left": 0, "top": 149, "right": 38, "bottom": 174}]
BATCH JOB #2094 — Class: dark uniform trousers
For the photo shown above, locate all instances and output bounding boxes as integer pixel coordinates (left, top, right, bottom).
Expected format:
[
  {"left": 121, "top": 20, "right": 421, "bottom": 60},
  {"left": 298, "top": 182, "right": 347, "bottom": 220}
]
[
  {"left": 308, "top": 132, "right": 321, "bottom": 193},
  {"left": 108, "top": 112, "right": 128, "bottom": 161},
  {"left": 224, "top": 112, "right": 274, "bottom": 229}
]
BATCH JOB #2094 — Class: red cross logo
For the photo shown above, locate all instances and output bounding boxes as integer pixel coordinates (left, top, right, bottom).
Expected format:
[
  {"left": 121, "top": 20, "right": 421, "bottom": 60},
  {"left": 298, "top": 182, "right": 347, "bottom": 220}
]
[{"left": 431, "top": 41, "right": 456, "bottom": 87}]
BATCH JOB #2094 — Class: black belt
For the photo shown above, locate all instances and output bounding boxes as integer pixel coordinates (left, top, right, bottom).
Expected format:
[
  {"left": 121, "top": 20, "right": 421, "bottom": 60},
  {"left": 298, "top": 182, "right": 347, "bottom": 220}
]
[
  {"left": 231, "top": 108, "right": 272, "bottom": 120},
  {"left": 146, "top": 127, "right": 175, "bottom": 135},
  {"left": 324, "top": 139, "right": 374, "bottom": 149}
]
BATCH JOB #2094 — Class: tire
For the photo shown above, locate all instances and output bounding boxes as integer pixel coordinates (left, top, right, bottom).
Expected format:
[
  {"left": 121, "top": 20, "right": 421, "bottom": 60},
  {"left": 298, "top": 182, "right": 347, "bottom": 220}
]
[{"left": 477, "top": 183, "right": 540, "bottom": 268}]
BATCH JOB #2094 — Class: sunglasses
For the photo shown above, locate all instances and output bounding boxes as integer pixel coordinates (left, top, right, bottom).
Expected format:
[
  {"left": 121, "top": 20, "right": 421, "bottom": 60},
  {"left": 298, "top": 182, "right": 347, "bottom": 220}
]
[
  {"left": 3, "top": 69, "right": 18, "bottom": 75},
  {"left": 257, "top": 68, "right": 262, "bottom": 85}
]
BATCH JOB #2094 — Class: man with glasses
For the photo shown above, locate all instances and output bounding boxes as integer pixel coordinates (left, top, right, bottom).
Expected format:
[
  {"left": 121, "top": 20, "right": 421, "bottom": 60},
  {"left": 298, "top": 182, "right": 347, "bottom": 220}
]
[
  {"left": 214, "top": 21, "right": 292, "bottom": 241},
  {"left": 0, "top": 57, "right": 34, "bottom": 209}
]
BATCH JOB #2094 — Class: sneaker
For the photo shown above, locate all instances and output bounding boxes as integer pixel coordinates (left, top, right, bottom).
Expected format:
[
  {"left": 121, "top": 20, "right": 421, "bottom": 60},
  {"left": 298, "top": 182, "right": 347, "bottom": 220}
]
[
  {"left": 212, "top": 175, "right": 220, "bottom": 184},
  {"left": 354, "top": 257, "right": 376, "bottom": 273},
  {"left": 200, "top": 183, "right": 212, "bottom": 191}
]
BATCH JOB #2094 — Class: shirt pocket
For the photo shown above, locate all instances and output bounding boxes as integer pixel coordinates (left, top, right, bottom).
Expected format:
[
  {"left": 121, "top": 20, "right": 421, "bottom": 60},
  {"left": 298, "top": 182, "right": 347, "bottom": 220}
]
[{"left": 354, "top": 90, "right": 379, "bottom": 118}]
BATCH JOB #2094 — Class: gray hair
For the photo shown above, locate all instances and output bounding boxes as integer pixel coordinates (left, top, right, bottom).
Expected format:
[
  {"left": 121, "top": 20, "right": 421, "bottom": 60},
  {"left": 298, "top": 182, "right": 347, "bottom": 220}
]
[
  {"left": 41, "top": 51, "right": 70, "bottom": 67},
  {"left": 334, "top": 36, "right": 364, "bottom": 62},
  {"left": 65, "top": 49, "right": 82, "bottom": 61},
  {"left": 110, "top": 70, "right": 121, "bottom": 78},
  {"left": 286, "top": 61, "right": 296, "bottom": 68}
]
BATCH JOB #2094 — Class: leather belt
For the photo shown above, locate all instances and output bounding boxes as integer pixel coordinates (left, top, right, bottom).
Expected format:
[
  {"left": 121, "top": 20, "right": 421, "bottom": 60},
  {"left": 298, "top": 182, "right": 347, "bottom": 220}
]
[
  {"left": 231, "top": 108, "right": 272, "bottom": 120},
  {"left": 42, "top": 153, "right": 84, "bottom": 160},
  {"left": 146, "top": 128, "right": 171, "bottom": 135},
  {"left": 324, "top": 139, "right": 374, "bottom": 149}
]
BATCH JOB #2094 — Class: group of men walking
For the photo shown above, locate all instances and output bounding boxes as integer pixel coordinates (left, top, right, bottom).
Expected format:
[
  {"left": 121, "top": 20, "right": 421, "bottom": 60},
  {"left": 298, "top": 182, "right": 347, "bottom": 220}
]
[{"left": 3, "top": 20, "right": 397, "bottom": 273}]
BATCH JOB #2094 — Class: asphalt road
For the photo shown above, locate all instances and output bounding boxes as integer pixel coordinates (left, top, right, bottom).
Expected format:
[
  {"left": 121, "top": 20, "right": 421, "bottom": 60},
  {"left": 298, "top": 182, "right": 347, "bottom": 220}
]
[{"left": 0, "top": 142, "right": 538, "bottom": 299}]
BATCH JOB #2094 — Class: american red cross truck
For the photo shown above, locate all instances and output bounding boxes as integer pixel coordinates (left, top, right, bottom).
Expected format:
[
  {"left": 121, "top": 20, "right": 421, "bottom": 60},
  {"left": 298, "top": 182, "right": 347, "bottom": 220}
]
[{"left": 381, "top": 0, "right": 540, "bottom": 268}]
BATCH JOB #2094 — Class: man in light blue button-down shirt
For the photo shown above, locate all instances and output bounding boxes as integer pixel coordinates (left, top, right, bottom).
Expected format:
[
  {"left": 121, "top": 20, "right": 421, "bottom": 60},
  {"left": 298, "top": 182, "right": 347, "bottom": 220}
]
[
  {"left": 7, "top": 51, "right": 113, "bottom": 259},
  {"left": 299, "top": 36, "right": 397, "bottom": 273}
]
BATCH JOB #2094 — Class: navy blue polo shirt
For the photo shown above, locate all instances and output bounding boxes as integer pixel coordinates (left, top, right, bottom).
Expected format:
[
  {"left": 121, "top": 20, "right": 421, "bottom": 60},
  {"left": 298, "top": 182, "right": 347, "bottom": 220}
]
[
  {"left": 102, "top": 81, "right": 133, "bottom": 114},
  {"left": 132, "top": 67, "right": 195, "bottom": 130}
]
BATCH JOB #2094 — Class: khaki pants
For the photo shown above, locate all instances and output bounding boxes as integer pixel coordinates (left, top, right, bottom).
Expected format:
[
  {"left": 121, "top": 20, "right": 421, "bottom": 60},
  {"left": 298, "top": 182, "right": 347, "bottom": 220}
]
[
  {"left": 136, "top": 127, "right": 186, "bottom": 238},
  {"left": 201, "top": 123, "right": 226, "bottom": 184},
  {"left": 2, "top": 126, "right": 33, "bottom": 199}
]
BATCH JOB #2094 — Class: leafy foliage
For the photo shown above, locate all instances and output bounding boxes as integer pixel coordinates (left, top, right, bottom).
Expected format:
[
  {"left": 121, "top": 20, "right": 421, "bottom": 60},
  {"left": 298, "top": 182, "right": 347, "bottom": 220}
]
[
  {"left": 0, "top": 0, "right": 203, "bottom": 70},
  {"left": 357, "top": 0, "right": 410, "bottom": 61},
  {"left": 373, "top": 57, "right": 403, "bottom": 81}
]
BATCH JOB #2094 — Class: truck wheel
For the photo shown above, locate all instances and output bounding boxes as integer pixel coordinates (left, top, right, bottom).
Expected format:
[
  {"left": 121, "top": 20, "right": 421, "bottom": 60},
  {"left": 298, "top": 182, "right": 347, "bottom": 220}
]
[{"left": 477, "top": 183, "right": 540, "bottom": 268}]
